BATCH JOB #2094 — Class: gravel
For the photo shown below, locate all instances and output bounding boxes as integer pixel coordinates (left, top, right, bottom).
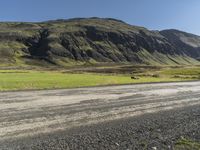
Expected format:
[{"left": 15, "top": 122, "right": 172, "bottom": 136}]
[
  {"left": 1, "top": 104, "right": 200, "bottom": 150},
  {"left": 1, "top": 81, "right": 200, "bottom": 149}
]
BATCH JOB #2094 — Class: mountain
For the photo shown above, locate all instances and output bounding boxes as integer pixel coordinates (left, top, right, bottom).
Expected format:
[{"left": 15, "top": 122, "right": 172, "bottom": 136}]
[{"left": 0, "top": 17, "right": 200, "bottom": 67}]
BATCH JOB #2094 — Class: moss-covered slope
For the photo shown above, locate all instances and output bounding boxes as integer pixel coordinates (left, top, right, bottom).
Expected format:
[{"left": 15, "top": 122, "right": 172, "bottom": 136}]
[{"left": 0, "top": 18, "right": 200, "bottom": 67}]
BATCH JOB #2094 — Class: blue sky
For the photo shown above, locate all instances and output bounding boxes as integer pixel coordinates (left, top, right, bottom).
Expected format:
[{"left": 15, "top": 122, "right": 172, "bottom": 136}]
[{"left": 0, "top": 0, "right": 200, "bottom": 35}]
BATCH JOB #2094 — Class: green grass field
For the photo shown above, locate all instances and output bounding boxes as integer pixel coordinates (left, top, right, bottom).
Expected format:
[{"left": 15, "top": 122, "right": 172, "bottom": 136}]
[
  {"left": 0, "top": 70, "right": 182, "bottom": 91},
  {"left": 0, "top": 66, "right": 199, "bottom": 91}
]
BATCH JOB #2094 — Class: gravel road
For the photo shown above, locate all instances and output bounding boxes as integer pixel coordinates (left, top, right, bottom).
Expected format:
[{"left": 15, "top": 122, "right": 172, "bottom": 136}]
[{"left": 0, "top": 81, "right": 200, "bottom": 149}]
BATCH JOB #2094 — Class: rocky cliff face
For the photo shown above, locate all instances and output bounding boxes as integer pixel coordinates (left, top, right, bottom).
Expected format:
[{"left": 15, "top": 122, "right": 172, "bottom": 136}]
[{"left": 0, "top": 18, "right": 200, "bottom": 66}]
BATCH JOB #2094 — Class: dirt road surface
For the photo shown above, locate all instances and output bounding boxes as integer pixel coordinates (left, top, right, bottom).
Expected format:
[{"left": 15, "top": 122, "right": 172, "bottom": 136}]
[{"left": 0, "top": 81, "right": 200, "bottom": 149}]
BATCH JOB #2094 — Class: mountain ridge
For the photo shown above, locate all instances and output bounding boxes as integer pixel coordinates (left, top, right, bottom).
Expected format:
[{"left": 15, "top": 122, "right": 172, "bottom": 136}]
[{"left": 0, "top": 17, "right": 200, "bottom": 67}]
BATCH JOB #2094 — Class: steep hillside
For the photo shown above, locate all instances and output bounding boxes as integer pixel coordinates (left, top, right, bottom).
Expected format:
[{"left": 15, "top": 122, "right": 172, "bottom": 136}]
[
  {"left": 160, "top": 29, "right": 200, "bottom": 60},
  {"left": 0, "top": 18, "right": 200, "bottom": 67}
]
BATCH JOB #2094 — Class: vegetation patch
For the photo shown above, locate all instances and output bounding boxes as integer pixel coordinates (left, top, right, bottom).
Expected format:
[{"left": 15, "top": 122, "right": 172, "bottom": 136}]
[{"left": 175, "top": 138, "right": 200, "bottom": 150}]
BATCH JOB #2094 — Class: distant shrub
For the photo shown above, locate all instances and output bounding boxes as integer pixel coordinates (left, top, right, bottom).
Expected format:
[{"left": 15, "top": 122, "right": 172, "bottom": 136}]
[
  {"left": 152, "top": 74, "right": 159, "bottom": 78},
  {"left": 173, "top": 75, "right": 182, "bottom": 78},
  {"left": 131, "top": 76, "right": 139, "bottom": 80}
]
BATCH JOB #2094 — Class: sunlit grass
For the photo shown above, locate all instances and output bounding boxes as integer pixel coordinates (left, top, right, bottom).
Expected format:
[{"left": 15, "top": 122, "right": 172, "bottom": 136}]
[
  {"left": 0, "top": 70, "right": 188, "bottom": 91},
  {"left": 0, "top": 65, "right": 199, "bottom": 91}
]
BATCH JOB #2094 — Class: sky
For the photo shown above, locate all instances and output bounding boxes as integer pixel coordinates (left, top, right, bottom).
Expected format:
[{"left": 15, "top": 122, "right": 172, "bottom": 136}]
[{"left": 0, "top": 0, "right": 200, "bottom": 35}]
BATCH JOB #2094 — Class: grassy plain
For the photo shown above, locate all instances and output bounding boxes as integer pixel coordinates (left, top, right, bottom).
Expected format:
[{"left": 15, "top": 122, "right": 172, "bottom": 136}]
[{"left": 0, "top": 65, "right": 199, "bottom": 91}]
